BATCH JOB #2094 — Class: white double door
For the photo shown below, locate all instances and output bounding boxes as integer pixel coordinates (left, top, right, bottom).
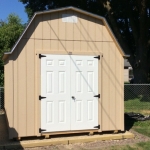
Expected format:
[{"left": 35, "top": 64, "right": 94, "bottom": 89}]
[{"left": 41, "top": 55, "right": 98, "bottom": 132}]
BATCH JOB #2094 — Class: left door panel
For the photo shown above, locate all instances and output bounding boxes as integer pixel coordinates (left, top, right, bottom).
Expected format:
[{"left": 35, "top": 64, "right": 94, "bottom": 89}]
[{"left": 41, "top": 55, "right": 71, "bottom": 132}]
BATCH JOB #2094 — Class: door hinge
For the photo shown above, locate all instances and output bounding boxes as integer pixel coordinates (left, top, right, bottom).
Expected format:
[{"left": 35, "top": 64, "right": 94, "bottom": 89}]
[
  {"left": 39, "top": 128, "right": 46, "bottom": 133},
  {"left": 94, "top": 125, "right": 100, "bottom": 129},
  {"left": 39, "top": 54, "right": 46, "bottom": 59},
  {"left": 39, "top": 95, "right": 46, "bottom": 100},
  {"left": 94, "top": 94, "right": 100, "bottom": 98},
  {"left": 94, "top": 55, "right": 100, "bottom": 60}
]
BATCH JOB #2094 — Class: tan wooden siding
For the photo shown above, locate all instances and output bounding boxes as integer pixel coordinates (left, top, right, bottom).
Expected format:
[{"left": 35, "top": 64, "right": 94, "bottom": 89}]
[
  {"left": 13, "top": 48, "right": 18, "bottom": 138},
  {"left": 4, "top": 9, "right": 124, "bottom": 138},
  {"left": 26, "top": 10, "right": 114, "bottom": 51},
  {"left": 101, "top": 42, "right": 123, "bottom": 131},
  {"left": 115, "top": 45, "right": 124, "bottom": 130},
  {"left": 109, "top": 42, "right": 116, "bottom": 130},
  {"left": 4, "top": 57, "right": 15, "bottom": 138},
  {"left": 101, "top": 42, "right": 109, "bottom": 130},
  {"left": 26, "top": 39, "right": 35, "bottom": 135}
]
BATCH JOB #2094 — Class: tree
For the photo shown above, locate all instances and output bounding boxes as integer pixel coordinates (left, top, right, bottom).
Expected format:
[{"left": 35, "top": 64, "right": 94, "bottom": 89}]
[
  {"left": 19, "top": 0, "right": 150, "bottom": 83},
  {"left": 0, "top": 14, "right": 24, "bottom": 86}
]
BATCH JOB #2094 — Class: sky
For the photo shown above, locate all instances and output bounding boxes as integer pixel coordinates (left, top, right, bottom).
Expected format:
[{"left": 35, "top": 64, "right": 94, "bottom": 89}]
[{"left": 0, "top": 0, "right": 28, "bottom": 24}]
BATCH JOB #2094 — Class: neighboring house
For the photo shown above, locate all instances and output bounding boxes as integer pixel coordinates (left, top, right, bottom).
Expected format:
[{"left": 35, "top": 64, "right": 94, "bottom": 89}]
[{"left": 124, "top": 59, "right": 133, "bottom": 82}]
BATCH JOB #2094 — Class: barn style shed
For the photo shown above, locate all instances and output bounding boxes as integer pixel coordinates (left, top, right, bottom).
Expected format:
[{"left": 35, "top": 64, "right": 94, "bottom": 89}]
[{"left": 3, "top": 7, "right": 128, "bottom": 139}]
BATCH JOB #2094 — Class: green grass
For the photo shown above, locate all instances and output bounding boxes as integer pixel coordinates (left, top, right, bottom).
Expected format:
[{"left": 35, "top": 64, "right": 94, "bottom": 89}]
[
  {"left": 124, "top": 95, "right": 150, "bottom": 148},
  {"left": 125, "top": 98, "right": 150, "bottom": 115},
  {"left": 125, "top": 97, "right": 150, "bottom": 137},
  {"left": 132, "top": 120, "right": 150, "bottom": 137},
  {"left": 98, "top": 94, "right": 150, "bottom": 150}
]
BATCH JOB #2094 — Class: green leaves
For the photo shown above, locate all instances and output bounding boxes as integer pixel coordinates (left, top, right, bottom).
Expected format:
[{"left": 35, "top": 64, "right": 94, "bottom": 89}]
[
  {"left": 0, "top": 14, "right": 24, "bottom": 64},
  {"left": 0, "top": 14, "right": 24, "bottom": 51},
  {"left": 0, "top": 14, "right": 24, "bottom": 86}
]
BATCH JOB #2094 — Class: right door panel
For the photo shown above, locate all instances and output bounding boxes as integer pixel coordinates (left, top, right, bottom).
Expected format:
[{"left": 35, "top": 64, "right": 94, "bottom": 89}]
[{"left": 70, "top": 55, "right": 98, "bottom": 130}]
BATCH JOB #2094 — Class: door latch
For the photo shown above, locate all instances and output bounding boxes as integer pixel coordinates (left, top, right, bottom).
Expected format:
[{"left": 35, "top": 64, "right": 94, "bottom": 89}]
[
  {"left": 94, "top": 94, "right": 100, "bottom": 98},
  {"left": 39, "top": 95, "right": 46, "bottom": 100},
  {"left": 71, "top": 96, "right": 76, "bottom": 100}
]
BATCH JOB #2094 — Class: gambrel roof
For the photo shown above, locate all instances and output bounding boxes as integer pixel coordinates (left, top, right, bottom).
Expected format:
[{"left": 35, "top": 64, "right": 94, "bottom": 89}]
[{"left": 3, "top": 6, "right": 129, "bottom": 60}]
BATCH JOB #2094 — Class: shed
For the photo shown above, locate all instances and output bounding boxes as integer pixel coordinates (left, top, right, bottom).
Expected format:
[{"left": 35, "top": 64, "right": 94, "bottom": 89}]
[{"left": 3, "top": 7, "right": 128, "bottom": 139}]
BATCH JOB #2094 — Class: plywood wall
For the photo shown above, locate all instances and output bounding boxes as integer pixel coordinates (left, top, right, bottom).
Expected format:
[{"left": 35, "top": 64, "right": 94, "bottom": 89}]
[{"left": 4, "top": 10, "right": 124, "bottom": 138}]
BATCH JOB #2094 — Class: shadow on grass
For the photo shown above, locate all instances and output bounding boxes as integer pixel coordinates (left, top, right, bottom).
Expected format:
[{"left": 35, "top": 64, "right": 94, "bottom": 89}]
[{"left": 124, "top": 113, "right": 137, "bottom": 131}]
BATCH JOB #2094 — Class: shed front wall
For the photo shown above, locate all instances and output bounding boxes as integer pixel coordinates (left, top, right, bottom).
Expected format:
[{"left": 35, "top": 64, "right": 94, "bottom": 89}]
[{"left": 5, "top": 10, "right": 124, "bottom": 139}]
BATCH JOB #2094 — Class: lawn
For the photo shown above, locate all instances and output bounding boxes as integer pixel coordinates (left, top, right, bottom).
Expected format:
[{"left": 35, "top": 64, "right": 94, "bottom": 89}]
[
  {"left": 123, "top": 92, "right": 150, "bottom": 149},
  {"left": 125, "top": 96, "right": 150, "bottom": 137},
  {"left": 125, "top": 98, "right": 150, "bottom": 115}
]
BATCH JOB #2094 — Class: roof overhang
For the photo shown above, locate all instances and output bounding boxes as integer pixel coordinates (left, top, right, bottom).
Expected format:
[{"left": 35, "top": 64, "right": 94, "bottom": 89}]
[{"left": 3, "top": 6, "right": 129, "bottom": 61}]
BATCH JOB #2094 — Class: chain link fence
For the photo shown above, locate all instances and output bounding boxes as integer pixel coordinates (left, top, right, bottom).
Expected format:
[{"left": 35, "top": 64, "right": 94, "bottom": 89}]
[{"left": 124, "top": 84, "right": 150, "bottom": 115}]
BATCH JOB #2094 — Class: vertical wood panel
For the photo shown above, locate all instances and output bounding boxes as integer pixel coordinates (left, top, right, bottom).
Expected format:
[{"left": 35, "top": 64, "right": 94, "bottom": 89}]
[
  {"left": 115, "top": 43, "right": 122, "bottom": 130},
  {"left": 80, "top": 41, "right": 88, "bottom": 52},
  {"left": 43, "top": 40, "right": 50, "bottom": 51},
  {"left": 4, "top": 61, "right": 9, "bottom": 119},
  {"left": 66, "top": 41, "right": 73, "bottom": 52},
  {"left": 50, "top": 13, "right": 59, "bottom": 39},
  {"left": 80, "top": 14, "right": 88, "bottom": 41},
  {"left": 95, "top": 42, "right": 102, "bottom": 52},
  {"left": 34, "top": 15, "right": 43, "bottom": 39},
  {"left": 35, "top": 39, "right": 42, "bottom": 51},
  {"left": 120, "top": 56, "right": 124, "bottom": 131},
  {"left": 58, "top": 41, "right": 66, "bottom": 51},
  {"left": 88, "top": 16, "right": 95, "bottom": 41},
  {"left": 87, "top": 42, "right": 96, "bottom": 52},
  {"left": 109, "top": 43, "right": 116, "bottom": 130},
  {"left": 98, "top": 54, "right": 102, "bottom": 132},
  {"left": 73, "top": 12, "right": 80, "bottom": 40},
  {"left": 74, "top": 41, "right": 80, "bottom": 51},
  {"left": 51, "top": 40, "right": 59, "bottom": 51},
  {"left": 43, "top": 14, "right": 51, "bottom": 39},
  {"left": 5, "top": 57, "right": 14, "bottom": 138},
  {"left": 58, "top": 12, "right": 66, "bottom": 40},
  {"left": 96, "top": 19, "right": 103, "bottom": 41},
  {"left": 42, "top": 14, "right": 50, "bottom": 51},
  {"left": 17, "top": 39, "right": 27, "bottom": 136},
  {"left": 35, "top": 54, "right": 41, "bottom": 136},
  {"left": 103, "top": 26, "right": 113, "bottom": 42},
  {"left": 13, "top": 48, "right": 18, "bottom": 136},
  {"left": 101, "top": 42, "right": 110, "bottom": 131},
  {"left": 66, "top": 10, "right": 74, "bottom": 40},
  {"left": 26, "top": 39, "right": 35, "bottom": 135}
]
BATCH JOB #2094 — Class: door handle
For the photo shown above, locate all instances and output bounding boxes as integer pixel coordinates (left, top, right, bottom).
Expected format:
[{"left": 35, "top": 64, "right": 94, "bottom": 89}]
[{"left": 71, "top": 96, "right": 76, "bottom": 100}]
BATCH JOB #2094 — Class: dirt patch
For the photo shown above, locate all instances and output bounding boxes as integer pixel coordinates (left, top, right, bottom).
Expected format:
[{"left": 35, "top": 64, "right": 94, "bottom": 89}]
[{"left": 140, "top": 110, "right": 150, "bottom": 114}]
